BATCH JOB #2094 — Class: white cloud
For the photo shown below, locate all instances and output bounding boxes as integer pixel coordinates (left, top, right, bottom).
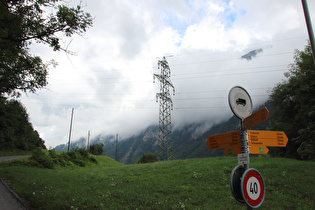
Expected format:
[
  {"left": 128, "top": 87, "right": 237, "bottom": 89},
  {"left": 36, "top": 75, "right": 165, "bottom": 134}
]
[{"left": 21, "top": 0, "right": 313, "bottom": 148}]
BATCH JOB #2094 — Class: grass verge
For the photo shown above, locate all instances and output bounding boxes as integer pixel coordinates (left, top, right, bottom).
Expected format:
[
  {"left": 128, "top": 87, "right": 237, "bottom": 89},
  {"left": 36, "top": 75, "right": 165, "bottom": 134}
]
[{"left": 0, "top": 156, "right": 314, "bottom": 209}]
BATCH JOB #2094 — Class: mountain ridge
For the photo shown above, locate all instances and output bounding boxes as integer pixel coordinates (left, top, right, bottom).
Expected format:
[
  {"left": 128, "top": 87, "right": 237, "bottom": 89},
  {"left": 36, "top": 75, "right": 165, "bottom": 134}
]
[{"left": 55, "top": 102, "right": 271, "bottom": 164}]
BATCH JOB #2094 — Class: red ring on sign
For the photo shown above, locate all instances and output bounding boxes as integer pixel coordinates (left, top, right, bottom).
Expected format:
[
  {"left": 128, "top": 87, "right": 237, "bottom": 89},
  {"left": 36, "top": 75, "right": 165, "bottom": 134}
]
[{"left": 241, "top": 168, "right": 265, "bottom": 208}]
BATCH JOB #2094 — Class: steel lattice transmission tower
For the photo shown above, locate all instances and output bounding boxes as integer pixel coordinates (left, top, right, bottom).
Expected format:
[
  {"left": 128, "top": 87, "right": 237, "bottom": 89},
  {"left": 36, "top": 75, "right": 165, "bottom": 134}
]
[{"left": 153, "top": 57, "right": 175, "bottom": 161}]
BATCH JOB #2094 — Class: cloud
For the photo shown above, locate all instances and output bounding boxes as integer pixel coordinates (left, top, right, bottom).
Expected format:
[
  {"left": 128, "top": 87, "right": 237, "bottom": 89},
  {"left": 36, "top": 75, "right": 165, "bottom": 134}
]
[{"left": 21, "top": 0, "right": 312, "bottom": 148}]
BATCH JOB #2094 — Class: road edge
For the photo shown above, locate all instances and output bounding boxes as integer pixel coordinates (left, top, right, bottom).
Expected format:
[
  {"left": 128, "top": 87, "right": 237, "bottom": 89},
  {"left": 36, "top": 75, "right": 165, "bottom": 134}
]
[{"left": 0, "top": 178, "right": 30, "bottom": 210}]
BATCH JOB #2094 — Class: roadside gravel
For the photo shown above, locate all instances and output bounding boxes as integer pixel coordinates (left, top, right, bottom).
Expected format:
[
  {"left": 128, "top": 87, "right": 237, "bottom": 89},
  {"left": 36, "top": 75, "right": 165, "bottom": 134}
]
[{"left": 0, "top": 155, "right": 31, "bottom": 209}]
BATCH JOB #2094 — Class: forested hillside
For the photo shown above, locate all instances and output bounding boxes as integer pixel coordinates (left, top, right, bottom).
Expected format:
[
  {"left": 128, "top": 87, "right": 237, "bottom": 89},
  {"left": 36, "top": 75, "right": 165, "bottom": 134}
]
[
  {"left": 0, "top": 97, "right": 46, "bottom": 151},
  {"left": 269, "top": 44, "right": 315, "bottom": 160}
]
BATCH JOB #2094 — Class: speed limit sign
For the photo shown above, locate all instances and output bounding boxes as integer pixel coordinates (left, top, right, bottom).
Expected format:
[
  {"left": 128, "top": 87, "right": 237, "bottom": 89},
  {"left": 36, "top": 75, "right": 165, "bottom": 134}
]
[{"left": 241, "top": 168, "right": 265, "bottom": 208}]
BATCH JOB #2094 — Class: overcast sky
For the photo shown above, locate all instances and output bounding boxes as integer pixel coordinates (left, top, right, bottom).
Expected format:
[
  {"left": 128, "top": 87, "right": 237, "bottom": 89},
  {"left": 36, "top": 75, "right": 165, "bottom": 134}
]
[{"left": 21, "top": 0, "right": 314, "bottom": 148}]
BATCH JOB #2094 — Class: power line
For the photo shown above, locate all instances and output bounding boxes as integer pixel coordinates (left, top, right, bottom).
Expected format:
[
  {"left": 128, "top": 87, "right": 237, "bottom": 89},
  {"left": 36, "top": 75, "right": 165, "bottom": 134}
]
[
  {"left": 44, "top": 66, "right": 287, "bottom": 86},
  {"left": 173, "top": 69, "right": 286, "bottom": 80},
  {"left": 169, "top": 51, "right": 294, "bottom": 67},
  {"left": 175, "top": 106, "right": 229, "bottom": 110},
  {"left": 146, "top": 35, "right": 307, "bottom": 60},
  {"left": 172, "top": 64, "right": 288, "bottom": 76},
  {"left": 176, "top": 87, "right": 271, "bottom": 95}
]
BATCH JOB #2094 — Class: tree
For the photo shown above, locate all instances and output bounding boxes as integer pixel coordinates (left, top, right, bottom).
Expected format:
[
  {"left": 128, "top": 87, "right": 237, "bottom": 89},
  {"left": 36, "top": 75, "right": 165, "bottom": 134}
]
[
  {"left": 269, "top": 43, "right": 315, "bottom": 160},
  {"left": 89, "top": 143, "right": 105, "bottom": 155},
  {"left": 0, "top": 97, "right": 46, "bottom": 150},
  {"left": 136, "top": 153, "right": 158, "bottom": 164},
  {"left": 0, "top": 0, "right": 93, "bottom": 97}
]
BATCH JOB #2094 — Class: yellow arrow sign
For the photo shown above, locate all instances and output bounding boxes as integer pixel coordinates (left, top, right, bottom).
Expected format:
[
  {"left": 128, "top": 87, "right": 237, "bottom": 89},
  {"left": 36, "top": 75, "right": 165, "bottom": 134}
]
[
  {"left": 206, "top": 130, "right": 240, "bottom": 150},
  {"left": 224, "top": 146, "right": 270, "bottom": 155},
  {"left": 249, "top": 146, "right": 269, "bottom": 154},
  {"left": 247, "top": 130, "right": 288, "bottom": 147},
  {"left": 224, "top": 146, "right": 241, "bottom": 155},
  {"left": 243, "top": 107, "right": 269, "bottom": 130}
]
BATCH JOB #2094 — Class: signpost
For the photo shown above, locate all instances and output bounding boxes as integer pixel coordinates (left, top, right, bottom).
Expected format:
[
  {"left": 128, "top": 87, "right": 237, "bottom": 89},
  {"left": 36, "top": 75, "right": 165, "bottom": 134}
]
[
  {"left": 228, "top": 86, "right": 253, "bottom": 120},
  {"left": 249, "top": 146, "right": 269, "bottom": 155},
  {"left": 224, "top": 146, "right": 241, "bottom": 156},
  {"left": 238, "top": 153, "right": 249, "bottom": 165},
  {"left": 206, "top": 131, "right": 240, "bottom": 150},
  {"left": 206, "top": 86, "right": 289, "bottom": 209},
  {"left": 243, "top": 107, "right": 269, "bottom": 130},
  {"left": 230, "top": 165, "right": 245, "bottom": 203},
  {"left": 248, "top": 130, "right": 288, "bottom": 147},
  {"left": 241, "top": 169, "right": 265, "bottom": 208}
]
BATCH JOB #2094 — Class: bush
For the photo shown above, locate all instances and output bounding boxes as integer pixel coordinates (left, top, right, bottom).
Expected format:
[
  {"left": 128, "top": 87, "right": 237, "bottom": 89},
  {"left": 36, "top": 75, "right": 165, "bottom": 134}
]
[
  {"left": 89, "top": 155, "right": 98, "bottom": 164},
  {"left": 136, "top": 153, "right": 158, "bottom": 164},
  {"left": 89, "top": 143, "right": 105, "bottom": 155},
  {"left": 75, "top": 148, "right": 89, "bottom": 158},
  {"left": 63, "top": 150, "right": 86, "bottom": 167},
  {"left": 30, "top": 148, "right": 54, "bottom": 169},
  {"left": 26, "top": 148, "right": 98, "bottom": 169},
  {"left": 48, "top": 149, "right": 69, "bottom": 167}
]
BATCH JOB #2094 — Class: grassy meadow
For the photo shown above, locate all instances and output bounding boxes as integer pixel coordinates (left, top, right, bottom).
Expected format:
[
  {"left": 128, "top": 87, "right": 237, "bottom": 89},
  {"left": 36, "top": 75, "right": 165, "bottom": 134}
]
[{"left": 0, "top": 155, "right": 314, "bottom": 209}]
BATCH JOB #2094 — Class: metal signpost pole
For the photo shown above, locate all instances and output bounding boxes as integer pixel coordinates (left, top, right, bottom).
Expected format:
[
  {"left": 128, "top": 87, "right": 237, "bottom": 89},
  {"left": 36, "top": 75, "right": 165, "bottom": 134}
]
[
  {"left": 302, "top": 0, "right": 315, "bottom": 66},
  {"left": 240, "top": 120, "right": 249, "bottom": 171},
  {"left": 240, "top": 120, "right": 252, "bottom": 210}
]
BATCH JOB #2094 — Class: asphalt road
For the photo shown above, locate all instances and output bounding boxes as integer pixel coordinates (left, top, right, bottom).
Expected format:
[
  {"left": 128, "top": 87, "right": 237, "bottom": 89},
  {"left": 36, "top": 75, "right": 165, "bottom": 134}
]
[
  {"left": 0, "top": 155, "right": 31, "bottom": 209},
  {"left": 0, "top": 155, "right": 31, "bottom": 163}
]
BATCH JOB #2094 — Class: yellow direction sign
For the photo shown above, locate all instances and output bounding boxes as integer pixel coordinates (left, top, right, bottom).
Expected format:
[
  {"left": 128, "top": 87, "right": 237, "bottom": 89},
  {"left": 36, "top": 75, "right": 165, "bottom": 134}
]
[
  {"left": 224, "top": 146, "right": 241, "bottom": 156},
  {"left": 243, "top": 107, "right": 269, "bottom": 130},
  {"left": 207, "top": 130, "right": 240, "bottom": 150},
  {"left": 248, "top": 130, "right": 288, "bottom": 147},
  {"left": 224, "top": 146, "right": 270, "bottom": 155},
  {"left": 249, "top": 146, "right": 269, "bottom": 154}
]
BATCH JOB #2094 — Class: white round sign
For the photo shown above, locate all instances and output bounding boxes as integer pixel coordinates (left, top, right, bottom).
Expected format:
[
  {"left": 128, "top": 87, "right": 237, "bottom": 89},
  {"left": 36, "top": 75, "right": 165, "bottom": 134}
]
[
  {"left": 241, "top": 168, "right": 265, "bottom": 208},
  {"left": 228, "top": 86, "right": 253, "bottom": 120},
  {"left": 246, "top": 177, "right": 261, "bottom": 200}
]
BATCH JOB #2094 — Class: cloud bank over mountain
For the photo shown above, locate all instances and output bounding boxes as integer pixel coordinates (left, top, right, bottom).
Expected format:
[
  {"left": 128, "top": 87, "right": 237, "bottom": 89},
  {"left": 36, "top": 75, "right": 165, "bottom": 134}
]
[{"left": 22, "top": 0, "right": 313, "bottom": 148}]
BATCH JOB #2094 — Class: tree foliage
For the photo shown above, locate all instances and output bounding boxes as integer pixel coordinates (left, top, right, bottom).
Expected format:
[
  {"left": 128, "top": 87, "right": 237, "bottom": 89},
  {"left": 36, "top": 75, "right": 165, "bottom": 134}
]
[
  {"left": 89, "top": 142, "right": 105, "bottom": 155},
  {"left": 136, "top": 153, "right": 158, "bottom": 164},
  {"left": 0, "top": 0, "right": 93, "bottom": 97},
  {"left": 0, "top": 97, "right": 46, "bottom": 150},
  {"left": 26, "top": 148, "right": 97, "bottom": 169},
  {"left": 269, "top": 43, "right": 315, "bottom": 160}
]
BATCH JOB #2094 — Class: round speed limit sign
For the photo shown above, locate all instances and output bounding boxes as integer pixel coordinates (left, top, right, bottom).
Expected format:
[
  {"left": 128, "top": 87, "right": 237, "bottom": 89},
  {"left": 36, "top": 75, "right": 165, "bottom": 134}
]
[{"left": 241, "top": 168, "right": 265, "bottom": 208}]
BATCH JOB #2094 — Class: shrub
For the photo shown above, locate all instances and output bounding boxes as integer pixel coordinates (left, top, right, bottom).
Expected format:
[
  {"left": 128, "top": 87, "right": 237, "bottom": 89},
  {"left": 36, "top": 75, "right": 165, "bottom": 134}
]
[
  {"left": 136, "top": 153, "right": 158, "bottom": 164},
  {"left": 23, "top": 148, "right": 97, "bottom": 168},
  {"left": 89, "top": 143, "right": 105, "bottom": 155},
  {"left": 48, "top": 149, "right": 69, "bottom": 167},
  {"left": 63, "top": 150, "right": 86, "bottom": 167},
  {"left": 30, "top": 148, "right": 54, "bottom": 169},
  {"left": 75, "top": 148, "right": 89, "bottom": 158},
  {"left": 89, "top": 155, "right": 98, "bottom": 164}
]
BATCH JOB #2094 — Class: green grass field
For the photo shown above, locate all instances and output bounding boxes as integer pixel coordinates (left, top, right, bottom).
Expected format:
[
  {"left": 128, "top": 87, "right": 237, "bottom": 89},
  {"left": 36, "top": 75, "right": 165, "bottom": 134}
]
[{"left": 0, "top": 155, "right": 314, "bottom": 209}]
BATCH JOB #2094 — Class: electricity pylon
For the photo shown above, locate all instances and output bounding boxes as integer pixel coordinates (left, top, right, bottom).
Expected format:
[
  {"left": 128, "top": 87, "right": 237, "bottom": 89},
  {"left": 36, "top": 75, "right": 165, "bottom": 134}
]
[{"left": 153, "top": 57, "right": 175, "bottom": 161}]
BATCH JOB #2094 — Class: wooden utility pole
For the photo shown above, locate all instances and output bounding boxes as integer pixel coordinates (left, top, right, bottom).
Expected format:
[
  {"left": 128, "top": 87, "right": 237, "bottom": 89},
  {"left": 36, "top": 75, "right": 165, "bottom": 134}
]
[
  {"left": 68, "top": 108, "right": 74, "bottom": 152},
  {"left": 87, "top": 130, "right": 91, "bottom": 150},
  {"left": 115, "top": 134, "right": 118, "bottom": 161}
]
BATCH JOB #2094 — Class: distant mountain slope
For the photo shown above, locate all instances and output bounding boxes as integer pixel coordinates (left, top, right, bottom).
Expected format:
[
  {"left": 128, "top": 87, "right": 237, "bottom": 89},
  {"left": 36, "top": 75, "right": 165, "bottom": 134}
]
[{"left": 55, "top": 102, "right": 271, "bottom": 164}]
